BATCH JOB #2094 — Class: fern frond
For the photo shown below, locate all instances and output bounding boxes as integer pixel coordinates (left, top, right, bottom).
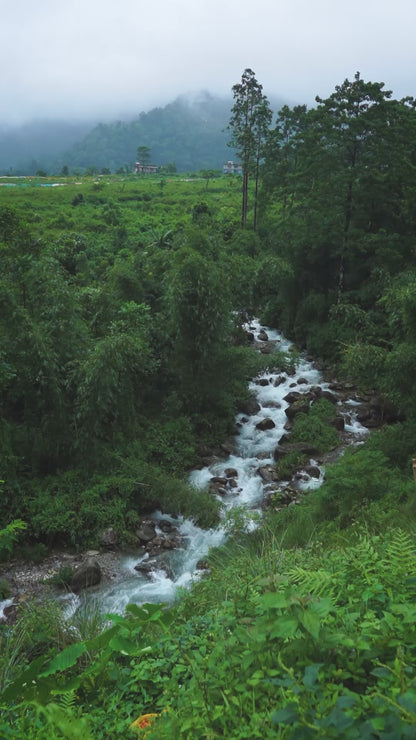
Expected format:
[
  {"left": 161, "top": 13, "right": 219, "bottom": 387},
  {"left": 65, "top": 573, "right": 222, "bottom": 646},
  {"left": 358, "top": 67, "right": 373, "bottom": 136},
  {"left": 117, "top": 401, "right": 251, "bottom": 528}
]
[
  {"left": 287, "top": 566, "right": 337, "bottom": 599},
  {"left": 58, "top": 690, "right": 77, "bottom": 712},
  {"left": 382, "top": 528, "right": 416, "bottom": 586}
]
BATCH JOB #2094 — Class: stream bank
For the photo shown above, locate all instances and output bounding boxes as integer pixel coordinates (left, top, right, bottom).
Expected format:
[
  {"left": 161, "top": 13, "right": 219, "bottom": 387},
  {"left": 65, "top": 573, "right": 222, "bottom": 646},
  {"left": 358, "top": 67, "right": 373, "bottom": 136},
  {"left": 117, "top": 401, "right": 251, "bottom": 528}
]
[{"left": 1, "top": 320, "right": 393, "bottom": 623}]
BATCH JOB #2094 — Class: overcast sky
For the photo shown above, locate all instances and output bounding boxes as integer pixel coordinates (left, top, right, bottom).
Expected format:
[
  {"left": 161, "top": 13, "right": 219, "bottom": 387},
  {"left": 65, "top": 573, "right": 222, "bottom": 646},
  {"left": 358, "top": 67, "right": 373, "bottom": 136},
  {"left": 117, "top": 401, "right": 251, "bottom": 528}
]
[{"left": 2, "top": 0, "right": 416, "bottom": 125}]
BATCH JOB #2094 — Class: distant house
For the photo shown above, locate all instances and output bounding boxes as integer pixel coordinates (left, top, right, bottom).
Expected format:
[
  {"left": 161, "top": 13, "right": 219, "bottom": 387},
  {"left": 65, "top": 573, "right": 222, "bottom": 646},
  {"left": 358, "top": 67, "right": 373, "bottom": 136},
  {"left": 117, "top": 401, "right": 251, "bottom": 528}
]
[
  {"left": 134, "top": 162, "right": 159, "bottom": 174},
  {"left": 223, "top": 160, "right": 243, "bottom": 175}
]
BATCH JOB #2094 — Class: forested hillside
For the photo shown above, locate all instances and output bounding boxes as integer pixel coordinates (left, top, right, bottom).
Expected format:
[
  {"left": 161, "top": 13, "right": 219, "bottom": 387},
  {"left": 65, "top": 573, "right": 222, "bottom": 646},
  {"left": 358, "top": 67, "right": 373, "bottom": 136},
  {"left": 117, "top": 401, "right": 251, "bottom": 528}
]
[
  {"left": 1, "top": 92, "right": 279, "bottom": 176},
  {"left": 1, "top": 72, "right": 416, "bottom": 737},
  {"left": 62, "top": 93, "right": 234, "bottom": 173}
]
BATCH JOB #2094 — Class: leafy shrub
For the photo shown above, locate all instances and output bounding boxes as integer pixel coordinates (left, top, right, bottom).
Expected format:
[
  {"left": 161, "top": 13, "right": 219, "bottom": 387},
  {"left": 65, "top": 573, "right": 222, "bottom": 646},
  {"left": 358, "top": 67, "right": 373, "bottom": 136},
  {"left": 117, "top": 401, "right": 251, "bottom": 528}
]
[
  {"left": 314, "top": 448, "right": 396, "bottom": 523},
  {"left": 290, "top": 398, "right": 339, "bottom": 453}
]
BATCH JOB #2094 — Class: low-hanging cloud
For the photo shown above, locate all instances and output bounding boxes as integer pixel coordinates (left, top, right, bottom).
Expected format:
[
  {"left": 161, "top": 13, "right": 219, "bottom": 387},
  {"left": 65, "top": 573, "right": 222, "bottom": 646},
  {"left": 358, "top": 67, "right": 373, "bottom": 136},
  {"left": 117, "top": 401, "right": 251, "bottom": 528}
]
[{"left": 2, "top": 0, "right": 416, "bottom": 125}]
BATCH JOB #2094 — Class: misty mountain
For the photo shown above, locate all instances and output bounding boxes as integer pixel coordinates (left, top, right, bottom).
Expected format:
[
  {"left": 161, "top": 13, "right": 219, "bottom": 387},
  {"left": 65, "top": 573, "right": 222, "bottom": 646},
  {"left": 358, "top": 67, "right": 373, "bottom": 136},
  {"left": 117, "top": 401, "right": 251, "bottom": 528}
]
[
  {"left": 0, "top": 92, "right": 288, "bottom": 175},
  {"left": 0, "top": 120, "right": 96, "bottom": 174},
  {"left": 62, "top": 93, "right": 237, "bottom": 172}
]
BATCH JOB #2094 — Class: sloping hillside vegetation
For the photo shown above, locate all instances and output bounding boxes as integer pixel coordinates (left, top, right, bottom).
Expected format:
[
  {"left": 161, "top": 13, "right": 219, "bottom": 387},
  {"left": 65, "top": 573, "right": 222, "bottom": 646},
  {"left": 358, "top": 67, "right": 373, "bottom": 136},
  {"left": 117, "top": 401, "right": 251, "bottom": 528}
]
[{"left": 1, "top": 72, "right": 416, "bottom": 737}]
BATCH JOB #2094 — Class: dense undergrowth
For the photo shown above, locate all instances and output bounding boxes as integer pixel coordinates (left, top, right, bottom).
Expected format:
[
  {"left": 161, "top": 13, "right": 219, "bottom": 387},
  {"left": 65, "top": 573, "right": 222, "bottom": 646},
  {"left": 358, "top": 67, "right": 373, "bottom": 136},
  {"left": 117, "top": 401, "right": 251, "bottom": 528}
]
[{"left": 1, "top": 428, "right": 416, "bottom": 738}]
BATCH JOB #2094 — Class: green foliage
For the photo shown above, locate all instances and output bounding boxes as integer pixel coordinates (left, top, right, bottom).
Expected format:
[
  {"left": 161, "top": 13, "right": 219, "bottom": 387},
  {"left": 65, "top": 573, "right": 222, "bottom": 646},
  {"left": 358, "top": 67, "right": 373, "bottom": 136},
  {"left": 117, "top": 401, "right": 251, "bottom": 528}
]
[
  {"left": 0, "top": 519, "right": 26, "bottom": 558},
  {"left": 314, "top": 447, "right": 399, "bottom": 524},
  {"left": 290, "top": 398, "right": 339, "bottom": 453}
]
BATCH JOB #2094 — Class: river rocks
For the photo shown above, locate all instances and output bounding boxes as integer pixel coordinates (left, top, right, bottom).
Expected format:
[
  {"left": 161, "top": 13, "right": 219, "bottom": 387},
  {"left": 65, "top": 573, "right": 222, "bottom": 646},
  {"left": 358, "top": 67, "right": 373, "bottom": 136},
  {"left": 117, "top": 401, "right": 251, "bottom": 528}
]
[
  {"left": 209, "top": 474, "right": 238, "bottom": 496},
  {"left": 71, "top": 558, "right": 102, "bottom": 593},
  {"left": 256, "top": 417, "right": 276, "bottom": 431},
  {"left": 258, "top": 329, "right": 269, "bottom": 341}
]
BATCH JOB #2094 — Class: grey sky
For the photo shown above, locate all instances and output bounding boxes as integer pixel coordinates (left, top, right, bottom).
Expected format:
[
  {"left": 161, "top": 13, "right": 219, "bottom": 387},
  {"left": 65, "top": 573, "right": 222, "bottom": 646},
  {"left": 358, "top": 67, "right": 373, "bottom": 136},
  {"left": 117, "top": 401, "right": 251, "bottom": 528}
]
[{"left": 2, "top": 0, "right": 416, "bottom": 124}]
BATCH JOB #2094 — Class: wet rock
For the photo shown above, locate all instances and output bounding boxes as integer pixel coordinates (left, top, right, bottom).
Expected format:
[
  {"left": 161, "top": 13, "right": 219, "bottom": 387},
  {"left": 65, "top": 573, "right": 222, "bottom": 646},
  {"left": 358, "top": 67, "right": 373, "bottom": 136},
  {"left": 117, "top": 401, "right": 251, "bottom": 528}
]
[
  {"left": 224, "top": 468, "right": 238, "bottom": 478},
  {"left": 245, "top": 331, "right": 255, "bottom": 342},
  {"left": 210, "top": 476, "right": 228, "bottom": 486},
  {"left": 134, "top": 560, "right": 157, "bottom": 577},
  {"left": 259, "top": 343, "right": 273, "bottom": 355},
  {"left": 136, "top": 522, "right": 157, "bottom": 543},
  {"left": 320, "top": 390, "right": 338, "bottom": 404},
  {"left": 209, "top": 484, "right": 227, "bottom": 496},
  {"left": 255, "top": 417, "right": 276, "bottom": 431},
  {"left": 258, "top": 465, "right": 280, "bottom": 482},
  {"left": 274, "top": 442, "right": 320, "bottom": 460},
  {"left": 258, "top": 329, "right": 269, "bottom": 341},
  {"left": 258, "top": 378, "right": 270, "bottom": 386},
  {"left": 303, "top": 465, "right": 321, "bottom": 478},
  {"left": 285, "top": 398, "right": 310, "bottom": 420},
  {"left": 196, "top": 559, "right": 210, "bottom": 570},
  {"left": 228, "top": 478, "right": 238, "bottom": 488},
  {"left": 221, "top": 439, "right": 236, "bottom": 455},
  {"left": 274, "top": 375, "right": 286, "bottom": 387},
  {"left": 71, "top": 558, "right": 102, "bottom": 593},
  {"left": 158, "top": 520, "right": 175, "bottom": 533},
  {"left": 283, "top": 391, "right": 301, "bottom": 404},
  {"left": 262, "top": 401, "right": 282, "bottom": 409},
  {"left": 3, "top": 603, "right": 18, "bottom": 625},
  {"left": 332, "top": 416, "right": 345, "bottom": 431},
  {"left": 297, "top": 377, "right": 309, "bottom": 385}
]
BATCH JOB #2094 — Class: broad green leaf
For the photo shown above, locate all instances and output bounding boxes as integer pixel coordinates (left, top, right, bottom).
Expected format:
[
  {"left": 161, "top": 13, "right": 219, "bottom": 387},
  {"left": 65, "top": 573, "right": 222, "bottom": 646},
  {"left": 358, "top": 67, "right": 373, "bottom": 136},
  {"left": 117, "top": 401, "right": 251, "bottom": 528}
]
[
  {"left": 270, "top": 616, "right": 299, "bottom": 639},
  {"left": 39, "top": 642, "right": 87, "bottom": 677}
]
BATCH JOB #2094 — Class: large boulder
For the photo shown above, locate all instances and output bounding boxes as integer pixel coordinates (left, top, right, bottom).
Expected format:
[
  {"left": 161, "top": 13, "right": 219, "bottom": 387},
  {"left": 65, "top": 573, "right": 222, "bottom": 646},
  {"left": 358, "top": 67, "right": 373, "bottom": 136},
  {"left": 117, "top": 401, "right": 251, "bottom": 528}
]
[
  {"left": 239, "top": 397, "right": 261, "bottom": 416},
  {"left": 71, "top": 558, "right": 102, "bottom": 593},
  {"left": 283, "top": 391, "right": 301, "bottom": 404}
]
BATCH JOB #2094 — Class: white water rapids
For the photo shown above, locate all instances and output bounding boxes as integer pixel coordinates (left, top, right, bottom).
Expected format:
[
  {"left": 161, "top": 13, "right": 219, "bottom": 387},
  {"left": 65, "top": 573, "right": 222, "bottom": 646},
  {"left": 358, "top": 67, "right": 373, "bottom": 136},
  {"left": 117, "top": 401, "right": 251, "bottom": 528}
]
[{"left": 0, "top": 321, "right": 368, "bottom": 622}]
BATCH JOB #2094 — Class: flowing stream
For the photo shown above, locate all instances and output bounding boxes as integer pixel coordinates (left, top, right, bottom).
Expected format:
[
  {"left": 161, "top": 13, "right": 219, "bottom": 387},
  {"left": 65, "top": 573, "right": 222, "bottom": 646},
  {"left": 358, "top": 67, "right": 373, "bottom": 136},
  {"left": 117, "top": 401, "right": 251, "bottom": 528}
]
[{"left": 1, "top": 321, "right": 368, "bottom": 622}]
